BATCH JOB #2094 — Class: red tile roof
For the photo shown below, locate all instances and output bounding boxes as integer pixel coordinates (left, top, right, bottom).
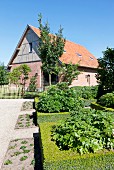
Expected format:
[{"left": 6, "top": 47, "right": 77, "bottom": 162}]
[
  {"left": 30, "top": 25, "right": 98, "bottom": 68},
  {"left": 8, "top": 25, "right": 98, "bottom": 69}
]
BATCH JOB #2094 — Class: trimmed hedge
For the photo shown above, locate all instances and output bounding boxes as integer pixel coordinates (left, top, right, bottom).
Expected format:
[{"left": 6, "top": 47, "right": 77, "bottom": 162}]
[
  {"left": 23, "top": 91, "right": 40, "bottom": 99},
  {"left": 91, "top": 102, "right": 114, "bottom": 112},
  {"left": 38, "top": 112, "right": 114, "bottom": 170},
  {"left": 44, "top": 152, "right": 114, "bottom": 170}
]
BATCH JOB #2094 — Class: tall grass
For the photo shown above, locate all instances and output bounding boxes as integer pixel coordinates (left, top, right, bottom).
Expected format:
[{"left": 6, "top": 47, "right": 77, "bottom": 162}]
[{"left": 0, "top": 85, "right": 22, "bottom": 99}]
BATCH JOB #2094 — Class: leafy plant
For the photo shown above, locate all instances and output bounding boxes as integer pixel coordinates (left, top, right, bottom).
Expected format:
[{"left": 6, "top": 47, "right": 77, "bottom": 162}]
[
  {"left": 31, "top": 159, "right": 35, "bottom": 166},
  {"left": 21, "top": 140, "right": 28, "bottom": 144},
  {"left": 20, "top": 156, "right": 28, "bottom": 161},
  {"left": 51, "top": 108, "right": 114, "bottom": 154},
  {"left": 13, "top": 151, "right": 22, "bottom": 156},
  {"left": 28, "top": 75, "right": 37, "bottom": 92},
  {"left": 4, "top": 159, "right": 12, "bottom": 165},
  {"left": 9, "top": 144, "right": 17, "bottom": 149},
  {"left": 23, "top": 149, "right": 30, "bottom": 153},
  {"left": 37, "top": 82, "right": 83, "bottom": 113},
  {"left": 20, "top": 146, "right": 27, "bottom": 150}
]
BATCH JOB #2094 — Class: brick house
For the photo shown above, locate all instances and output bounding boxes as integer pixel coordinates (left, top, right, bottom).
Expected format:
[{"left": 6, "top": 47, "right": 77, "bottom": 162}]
[{"left": 7, "top": 25, "right": 98, "bottom": 91}]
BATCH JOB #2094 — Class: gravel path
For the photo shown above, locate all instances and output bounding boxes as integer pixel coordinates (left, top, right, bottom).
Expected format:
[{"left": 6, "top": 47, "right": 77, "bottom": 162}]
[{"left": 0, "top": 99, "right": 38, "bottom": 169}]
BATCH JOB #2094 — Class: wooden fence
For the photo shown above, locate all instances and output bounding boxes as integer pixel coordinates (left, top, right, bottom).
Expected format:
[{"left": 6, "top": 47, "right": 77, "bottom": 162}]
[{"left": 0, "top": 85, "right": 22, "bottom": 99}]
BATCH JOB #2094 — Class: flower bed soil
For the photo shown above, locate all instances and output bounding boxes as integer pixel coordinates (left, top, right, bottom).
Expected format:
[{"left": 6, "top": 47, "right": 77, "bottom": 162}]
[
  {"left": 2, "top": 138, "right": 35, "bottom": 170},
  {"left": 15, "top": 114, "right": 36, "bottom": 129}
]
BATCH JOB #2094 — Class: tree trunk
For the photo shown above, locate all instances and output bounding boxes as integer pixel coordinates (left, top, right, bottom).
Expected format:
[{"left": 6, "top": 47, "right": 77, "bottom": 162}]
[{"left": 49, "top": 74, "right": 51, "bottom": 86}]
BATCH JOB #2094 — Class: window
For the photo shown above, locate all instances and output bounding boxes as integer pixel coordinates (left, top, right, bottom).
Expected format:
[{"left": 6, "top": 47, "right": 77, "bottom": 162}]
[
  {"left": 90, "top": 56, "right": 94, "bottom": 60},
  {"left": 76, "top": 52, "right": 82, "bottom": 57},
  {"left": 29, "top": 43, "right": 32, "bottom": 53}
]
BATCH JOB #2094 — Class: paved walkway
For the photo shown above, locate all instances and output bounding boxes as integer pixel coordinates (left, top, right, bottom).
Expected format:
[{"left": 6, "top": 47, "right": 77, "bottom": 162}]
[{"left": 0, "top": 99, "right": 38, "bottom": 169}]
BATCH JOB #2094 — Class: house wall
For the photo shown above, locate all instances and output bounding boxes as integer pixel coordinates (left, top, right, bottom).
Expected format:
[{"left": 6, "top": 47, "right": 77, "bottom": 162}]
[
  {"left": 10, "top": 27, "right": 98, "bottom": 89},
  {"left": 13, "top": 29, "right": 41, "bottom": 64},
  {"left": 70, "top": 67, "right": 98, "bottom": 87},
  {"left": 10, "top": 28, "right": 43, "bottom": 90}
]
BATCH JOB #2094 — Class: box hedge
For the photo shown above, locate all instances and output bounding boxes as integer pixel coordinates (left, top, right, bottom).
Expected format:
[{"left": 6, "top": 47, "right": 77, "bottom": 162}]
[
  {"left": 38, "top": 112, "right": 114, "bottom": 170},
  {"left": 91, "top": 102, "right": 114, "bottom": 112}
]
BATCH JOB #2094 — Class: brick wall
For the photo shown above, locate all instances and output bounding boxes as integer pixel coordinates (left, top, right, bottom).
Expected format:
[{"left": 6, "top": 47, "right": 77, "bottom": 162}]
[{"left": 11, "top": 61, "right": 42, "bottom": 89}]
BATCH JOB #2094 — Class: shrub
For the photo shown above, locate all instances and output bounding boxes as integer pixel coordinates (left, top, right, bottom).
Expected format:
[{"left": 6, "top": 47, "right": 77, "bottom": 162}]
[
  {"left": 72, "top": 86, "right": 98, "bottom": 99},
  {"left": 51, "top": 108, "right": 114, "bottom": 154},
  {"left": 99, "top": 92, "right": 114, "bottom": 108},
  {"left": 28, "top": 75, "right": 37, "bottom": 92},
  {"left": 37, "top": 83, "right": 84, "bottom": 113}
]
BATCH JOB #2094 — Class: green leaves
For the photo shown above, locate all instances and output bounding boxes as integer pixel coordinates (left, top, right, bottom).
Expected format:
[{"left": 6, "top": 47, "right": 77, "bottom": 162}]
[
  {"left": 99, "top": 92, "right": 114, "bottom": 108},
  {"left": 37, "top": 83, "right": 83, "bottom": 113},
  {"left": 38, "top": 13, "right": 65, "bottom": 85},
  {"left": 0, "top": 63, "right": 9, "bottom": 85},
  {"left": 97, "top": 47, "right": 114, "bottom": 97},
  {"left": 51, "top": 108, "right": 114, "bottom": 154}
]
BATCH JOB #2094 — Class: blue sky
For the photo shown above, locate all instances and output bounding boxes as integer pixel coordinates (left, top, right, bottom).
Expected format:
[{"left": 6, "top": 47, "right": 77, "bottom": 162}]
[{"left": 0, "top": 0, "right": 114, "bottom": 65}]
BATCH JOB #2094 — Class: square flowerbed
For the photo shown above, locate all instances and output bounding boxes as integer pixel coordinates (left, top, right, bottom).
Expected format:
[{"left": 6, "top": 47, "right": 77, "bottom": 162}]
[
  {"left": 2, "top": 138, "right": 35, "bottom": 170},
  {"left": 15, "top": 114, "right": 36, "bottom": 129}
]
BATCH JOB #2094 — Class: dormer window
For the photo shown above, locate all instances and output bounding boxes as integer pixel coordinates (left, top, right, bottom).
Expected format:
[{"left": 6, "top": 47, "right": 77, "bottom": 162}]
[
  {"left": 64, "top": 49, "right": 66, "bottom": 53},
  {"left": 90, "top": 56, "right": 94, "bottom": 60},
  {"left": 29, "top": 43, "right": 32, "bottom": 53},
  {"left": 76, "top": 53, "right": 82, "bottom": 57}
]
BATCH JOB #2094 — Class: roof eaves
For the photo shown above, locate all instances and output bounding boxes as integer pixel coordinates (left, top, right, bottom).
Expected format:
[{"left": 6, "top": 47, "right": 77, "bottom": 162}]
[{"left": 7, "top": 25, "right": 31, "bottom": 67}]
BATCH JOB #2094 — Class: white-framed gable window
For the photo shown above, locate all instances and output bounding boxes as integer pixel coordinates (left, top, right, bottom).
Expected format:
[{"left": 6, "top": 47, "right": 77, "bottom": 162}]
[{"left": 29, "top": 42, "right": 32, "bottom": 53}]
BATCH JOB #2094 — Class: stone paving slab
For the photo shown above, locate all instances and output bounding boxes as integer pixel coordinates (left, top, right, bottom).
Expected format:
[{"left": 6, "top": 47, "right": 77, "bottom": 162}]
[{"left": 0, "top": 99, "right": 38, "bottom": 169}]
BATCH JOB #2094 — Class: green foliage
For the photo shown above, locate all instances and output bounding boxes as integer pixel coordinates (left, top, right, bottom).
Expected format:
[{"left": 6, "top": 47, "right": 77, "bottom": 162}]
[
  {"left": 99, "top": 92, "right": 114, "bottom": 108},
  {"left": 96, "top": 47, "right": 114, "bottom": 97},
  {"left": 51, "top": 108, "right": 114, "bottom": 154},
  {"left": 39, "top": 113, "right": 114, "bottom": 170},
  {"left": 37, "top": 112, "right": 70, "bottom": 123},
  {"left": 72, "top": 86, "right": 98, "bottom": 99},
  {"left": 4, "top": 159, "right": 12, "bottom": 165},
  {"left": 37, "top": 83, "right": 84, "bottom": 113},
  {"left": 9, "top": 67, "right": 21, "bottom": 85},
  {"left": 38, "top": 13, "right": 65, "bottom": 85},
  {"left": 59, "top": 63, "right": 80, "bottom": 85},
  {"left": 20, "top": 156, "right": 28, "bottom": 161},
  {"left": 28, "top": 75, "right": 37, "bottom": 92},
  {"left": 9, "top": 64, "right": 31, "bottom": 95},
  {"left": 23, "top": 91, "right": 39, "bottom": 99},
  {"left": 0, "top": 63, "right": 9, "bottom": 85}
]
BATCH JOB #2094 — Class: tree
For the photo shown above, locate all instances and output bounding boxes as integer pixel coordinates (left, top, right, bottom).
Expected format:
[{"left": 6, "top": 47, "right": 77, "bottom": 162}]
[
  {"left": 38, "top": 13, "right": 66, "bottom": 86},
  {"left": 0, "top": 63, "right": 9, "bottom": 85},
  {"left": 28, "top": 75, "right": 37, "bottom": 92},
  {"left": 9, "top": 67, "right": 21, "bottom": 86},
  {"left": 9, "top": 64, "right": 31, "bottom": 95},
  {"left": 96, "top": 47, "right": 114, "bottom": 97},
  {"left": 59, "top": 63, "right": 80, "bottom": 85}
]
